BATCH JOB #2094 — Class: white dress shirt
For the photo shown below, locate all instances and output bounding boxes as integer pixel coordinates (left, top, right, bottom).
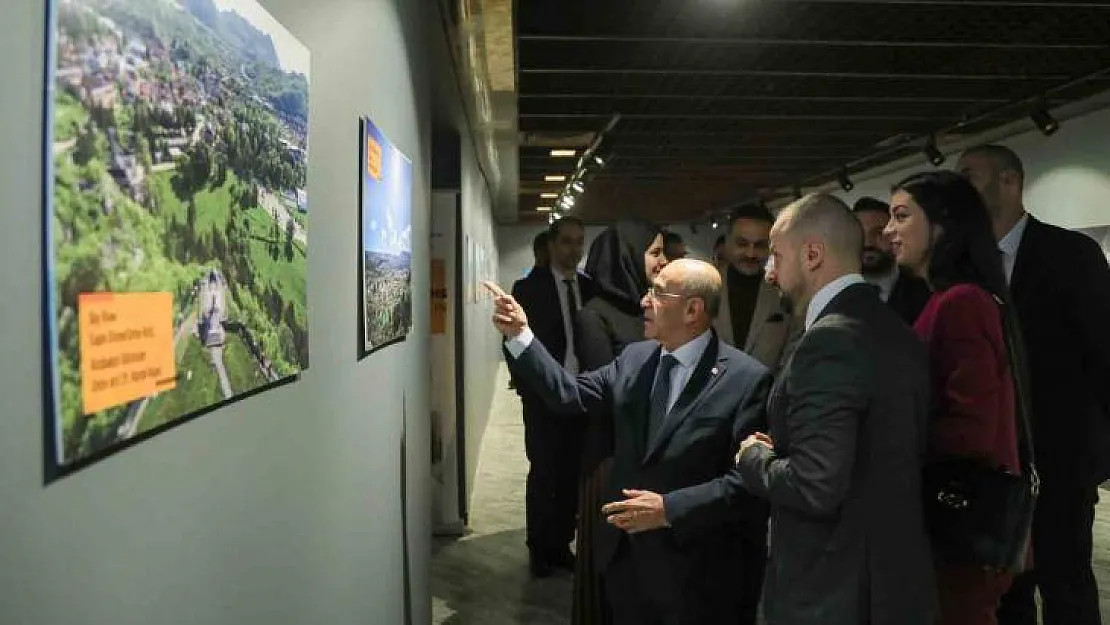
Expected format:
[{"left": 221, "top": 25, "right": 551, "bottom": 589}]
[
  {"left": 550, "top": 266, "right": 583, "bottom": 374},
  {"left": 998, "top": 213, "right": 1029, "bottom": 286},
  {"left": 504, "top": 327, "right": 713, "bottom": 415},
  {"left": 864, "top": 264, "right": 900, "bottom": 303},
  {"left": 805, "top": 273, "right": 866, "bottom": 331},
  {"left": 652, "top": 328, "right": 713, "bottom": 414}
]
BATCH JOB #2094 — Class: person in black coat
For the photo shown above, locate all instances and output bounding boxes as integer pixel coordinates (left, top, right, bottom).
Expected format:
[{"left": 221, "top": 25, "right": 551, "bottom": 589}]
[
  {"left": 487, "top": 259, "right": 773, "bottom": 625},
  {"left": 571, "top": 219, "right": 667, "bottom": 625},
  {"left": 852, "top": 196, "right": 931, "bottom": 325},
  {"left": 958, "top": 144, "right": 1110, "bottom": 625},
  {"left": 510, "top": 217, "right": 597, "bottom": 577}
]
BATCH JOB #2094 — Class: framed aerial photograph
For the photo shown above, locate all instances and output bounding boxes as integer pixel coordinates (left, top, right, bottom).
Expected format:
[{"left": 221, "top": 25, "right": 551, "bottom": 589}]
[
  {"left": 43, "top": 0, "right": 311, "bottom": 478},
  {"left": 358, "top": 116, "right": 413, "bottom": 358}
]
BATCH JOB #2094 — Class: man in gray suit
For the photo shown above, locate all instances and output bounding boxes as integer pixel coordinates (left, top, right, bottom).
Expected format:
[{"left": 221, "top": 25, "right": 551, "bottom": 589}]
[{"left": 736, "top": 193, "right": 936, "bottom": 625}]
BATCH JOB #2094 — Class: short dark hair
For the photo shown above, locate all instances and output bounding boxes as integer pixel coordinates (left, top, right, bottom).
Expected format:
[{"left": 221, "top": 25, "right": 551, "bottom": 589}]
[
  {"left": 713, "top": 234, "right": 726, "bottom": 249},
  {"left": 961, "top": 144, "right": 1026, "bottom": 184},
  {"left": 730, "top": 203, "right": 775, "bottom": 227},
  {"left": 664, "top": 231, "right": 684, "bottom": 245},
  {"left": 549, "top": 215, "right": 585, "bottom": 238},
  {"left": 852, "top": 196, "right": 890, "bottom": 215},
  {"left": 532, "top": 231, "right": 549, "bottom": 256}
]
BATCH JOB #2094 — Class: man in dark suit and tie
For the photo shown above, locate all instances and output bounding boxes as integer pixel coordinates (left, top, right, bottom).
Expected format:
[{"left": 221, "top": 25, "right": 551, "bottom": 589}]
[
  {"left": 852, "top": 196, "right": 931, "bottom": 325},
  {"left": 957, "top": 144, "right": 1110, "bottom": 625},
  {"left": 510, "top": 217, "right": 597, "bottom": 577},
  {"left": 486, "top": 258, "right": 773, "bottom": 625},
  {"left": 736, "top": 194, "right": 936, "bottom": 625}
]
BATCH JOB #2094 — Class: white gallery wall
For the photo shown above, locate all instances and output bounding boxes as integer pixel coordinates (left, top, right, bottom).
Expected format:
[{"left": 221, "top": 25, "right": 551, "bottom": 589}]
[
  {"left": 0, "top": 0, "right": 442, "bottom": 623},
  {"left": 835, "top": 101, "right": 1110, "bottom": 249}
]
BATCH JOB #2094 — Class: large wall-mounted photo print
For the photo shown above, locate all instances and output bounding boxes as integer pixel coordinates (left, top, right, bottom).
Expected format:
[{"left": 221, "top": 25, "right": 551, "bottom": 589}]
[
  {"left": 358, "top": 117, "right": 413, "bottom": 358},
  {"left": 43, "top": 0, "right": 311, "bottom": 477}
]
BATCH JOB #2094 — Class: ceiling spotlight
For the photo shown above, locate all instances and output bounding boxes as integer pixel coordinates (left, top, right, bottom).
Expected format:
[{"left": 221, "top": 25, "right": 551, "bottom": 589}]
[
  {"left": 923, "top": 136, "right": 945, "bottom": 166},
  {"left": 571, "top": 180, "right": 585, "bottom": 193},
  {"left": 560, "top": 195, "right": 576, "bottom": 208},
  {"left": 711, "top": 220, "right": 719, "bottom": 229},
  {"left": 550, "top": 149, "right": 577, "bottom": 157},
  {"left": 592, "top": 154, "right": 606, "bottom": 167},
  {"left": 544, "top": 174, "right": 566, "bottom": 182},
  {"left": 540, "top": 192, "right": 557, "bottom": 199},
  {"left": 837, "top": 167, "right": 854, "bottom": 192},
  {"left": 552, "top": 212, "right": 562, "bottom": 221},
  {"left": 536, "top": 206, "right": 552, "bottom": 212},
  {"left": 1030, "top": 105, "right": 1059, "bottom": 136}
]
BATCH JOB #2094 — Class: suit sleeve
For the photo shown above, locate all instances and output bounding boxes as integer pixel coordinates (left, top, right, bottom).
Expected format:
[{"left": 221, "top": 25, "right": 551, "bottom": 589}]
[
  {"left": 737, "top": 325, "right": 867, "bottom": 517},
  {"left": 928, "top": 288, "right": 1010, "bottom": 461},
  {"left": 507, "top": 331, "right": 615, "bottom": 417},
  {"left": 575, "top": 307, "right": 615, "bottom": 373},
  {"left": 662, "top": 369, "right": 773, "bottom": 539},
  {"left": 1069, "top": 235, "right": 1110, "bottom": 414}
]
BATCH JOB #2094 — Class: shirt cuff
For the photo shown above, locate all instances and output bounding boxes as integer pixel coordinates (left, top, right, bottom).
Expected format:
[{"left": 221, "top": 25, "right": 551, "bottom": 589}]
[{"left": 504, "top": 326, "right": 534, "bottom": 358}]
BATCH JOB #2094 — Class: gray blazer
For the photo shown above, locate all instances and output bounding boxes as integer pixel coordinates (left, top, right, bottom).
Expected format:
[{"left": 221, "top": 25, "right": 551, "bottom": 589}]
[
  {"left": 737, "top": 283, "right": 937, "bottom": 625},
  {"left": 713, "top": 272, "right": 801, "bottom": 376}
]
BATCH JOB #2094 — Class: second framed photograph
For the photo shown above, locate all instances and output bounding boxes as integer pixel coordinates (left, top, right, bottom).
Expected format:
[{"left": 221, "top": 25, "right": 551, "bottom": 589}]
[{"left": 358, "top": 117, "right": 413, "bottom": 359}]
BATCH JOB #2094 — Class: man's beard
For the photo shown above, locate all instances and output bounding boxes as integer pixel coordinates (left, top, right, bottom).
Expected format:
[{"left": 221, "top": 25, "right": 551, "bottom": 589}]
[
  {"left": 733, "top": 258, "right": 765, "bottom": 277},
  {"left": 861, "top": 248, "right": 895, "bottom": 276}
]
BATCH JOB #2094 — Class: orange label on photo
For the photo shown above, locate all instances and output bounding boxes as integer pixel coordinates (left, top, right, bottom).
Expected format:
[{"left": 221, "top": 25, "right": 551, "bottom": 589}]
[
  {"left": 78, "top": 292, "right": 177, "bottom": 415},
  {"left": 366, "top": 135, "right": 382, "bottom": 180}
]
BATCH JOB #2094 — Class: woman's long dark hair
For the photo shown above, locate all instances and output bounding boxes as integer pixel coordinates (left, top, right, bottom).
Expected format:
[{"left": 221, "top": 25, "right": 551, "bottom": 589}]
[
  {"left": 892, "top": 169, "right": 1008, "bottom": 298},
  {"left": 893, "top": 169, "right": 1036, "bottom": 477}
]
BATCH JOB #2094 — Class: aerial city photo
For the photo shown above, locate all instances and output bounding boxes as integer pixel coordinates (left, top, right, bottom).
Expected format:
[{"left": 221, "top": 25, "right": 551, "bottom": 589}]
[
  {"left": 46, "top": 0, "right": 310, "bottom": 468},
  {"left": 360, "top": 117, "right": 413, "bottom": 357}
]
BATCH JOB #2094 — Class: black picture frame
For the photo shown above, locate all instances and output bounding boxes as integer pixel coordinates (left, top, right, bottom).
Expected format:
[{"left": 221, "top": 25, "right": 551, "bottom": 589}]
[{"left": 41, "top": 0, "right": 309, "bottom": 482}]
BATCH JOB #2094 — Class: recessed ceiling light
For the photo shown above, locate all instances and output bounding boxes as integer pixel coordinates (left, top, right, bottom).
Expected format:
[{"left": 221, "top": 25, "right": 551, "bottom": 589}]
[
  {"left": 540, "top": 192, "right": 557, "bottom": 198},
  {"left": 536, "top": 206, "right": 552, "bottom": 212},
  {"left": 550, "top": 149, "right": 576, "bottom": 157},
  {"left": 544, "top": 175, "right": 566, "bottom": 182}
]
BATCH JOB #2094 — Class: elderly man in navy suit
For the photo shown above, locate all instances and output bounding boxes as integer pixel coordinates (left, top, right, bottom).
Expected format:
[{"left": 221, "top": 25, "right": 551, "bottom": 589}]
[{"left": 485, "top": 258, "right": 772, "bottom": 625}]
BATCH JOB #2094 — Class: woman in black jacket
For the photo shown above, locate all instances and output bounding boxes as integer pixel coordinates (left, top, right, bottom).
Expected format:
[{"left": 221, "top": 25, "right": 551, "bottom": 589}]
[{"left": 572, "top": 219, "right": 668, "bottom": 625}]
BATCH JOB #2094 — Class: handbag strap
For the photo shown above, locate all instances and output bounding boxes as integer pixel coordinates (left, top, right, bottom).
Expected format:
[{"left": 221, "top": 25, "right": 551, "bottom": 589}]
[{"left": 992, "top": 294, "right": 1040, "bottom": 495}]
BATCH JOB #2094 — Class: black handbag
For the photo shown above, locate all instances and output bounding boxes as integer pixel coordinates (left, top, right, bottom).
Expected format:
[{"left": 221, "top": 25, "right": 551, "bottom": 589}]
[{"left": 922, "top": 295, "right": 1039, "bottom": 574}]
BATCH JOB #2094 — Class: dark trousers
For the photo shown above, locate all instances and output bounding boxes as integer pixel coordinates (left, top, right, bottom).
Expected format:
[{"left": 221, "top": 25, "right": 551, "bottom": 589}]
[
  {"left": 523, "top": 397, "right": 585, "bottom": 559},
  {"left": 997, "top": 483, "right": 1101, "bottom": 625},
  {"left": 735, "top": 530, "right": 767, "bottom": 625},
  {"left": 603, "top": 537, "right": 744, "bottom": 625}
]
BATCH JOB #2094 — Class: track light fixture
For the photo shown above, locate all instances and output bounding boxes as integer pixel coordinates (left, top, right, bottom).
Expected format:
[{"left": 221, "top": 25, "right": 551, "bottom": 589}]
[
  {"left": 1030, "top": 103, "right": 1059, "bottom": 136},
  {"left": 837, "top": 167, "right": 854, "bottom": 192},
  {"left": 571, "top": 180, "right": 585, "bottom": 193},
  {"left": 923, "top": 136, "right": 945, "bottom": 166}
]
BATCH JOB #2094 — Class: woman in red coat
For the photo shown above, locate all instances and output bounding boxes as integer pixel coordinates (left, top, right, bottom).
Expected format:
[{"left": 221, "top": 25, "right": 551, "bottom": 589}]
[{"left": 883, "top": 169, "right": 1025, "bottom": 625}]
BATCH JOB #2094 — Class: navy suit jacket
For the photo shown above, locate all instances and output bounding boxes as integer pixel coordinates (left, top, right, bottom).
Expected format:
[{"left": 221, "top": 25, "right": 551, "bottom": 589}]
[{"left": 507, "top": 330, "right": 772, "bottom": 621}]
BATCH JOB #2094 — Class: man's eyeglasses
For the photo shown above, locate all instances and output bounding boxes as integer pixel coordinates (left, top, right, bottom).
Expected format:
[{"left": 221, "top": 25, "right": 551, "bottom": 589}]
[{"left": 647, "top": 286, "right": 686, "bottom": 301}]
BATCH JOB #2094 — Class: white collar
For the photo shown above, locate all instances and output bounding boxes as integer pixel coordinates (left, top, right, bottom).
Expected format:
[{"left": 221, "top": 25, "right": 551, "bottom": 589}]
[
  {"left": 661, "top": 328, "right": 713, "bottom": 369},
  {"left": 805, "top": 273, "right": 866, "bottom": 331},
  {"left": 550, "top": 265, "right": 577, "bottom": 282},
  {"left": 998, "top": 213, "right": 1029, "bottom": 257}
]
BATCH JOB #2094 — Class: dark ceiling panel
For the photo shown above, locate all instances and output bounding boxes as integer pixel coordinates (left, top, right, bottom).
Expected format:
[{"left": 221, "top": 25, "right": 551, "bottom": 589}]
[{"left": 515, "top": 0, "right": 1110, "bottom": 222}]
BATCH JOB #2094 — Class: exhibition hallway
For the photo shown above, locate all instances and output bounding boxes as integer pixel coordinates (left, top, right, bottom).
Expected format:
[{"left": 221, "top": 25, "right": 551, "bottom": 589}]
[
  {"left": 430, "top": 368, "right": 1110, "bottom": 624},
  {"left": 431, "top": 363, "right": 571, "bottom": 624}
]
